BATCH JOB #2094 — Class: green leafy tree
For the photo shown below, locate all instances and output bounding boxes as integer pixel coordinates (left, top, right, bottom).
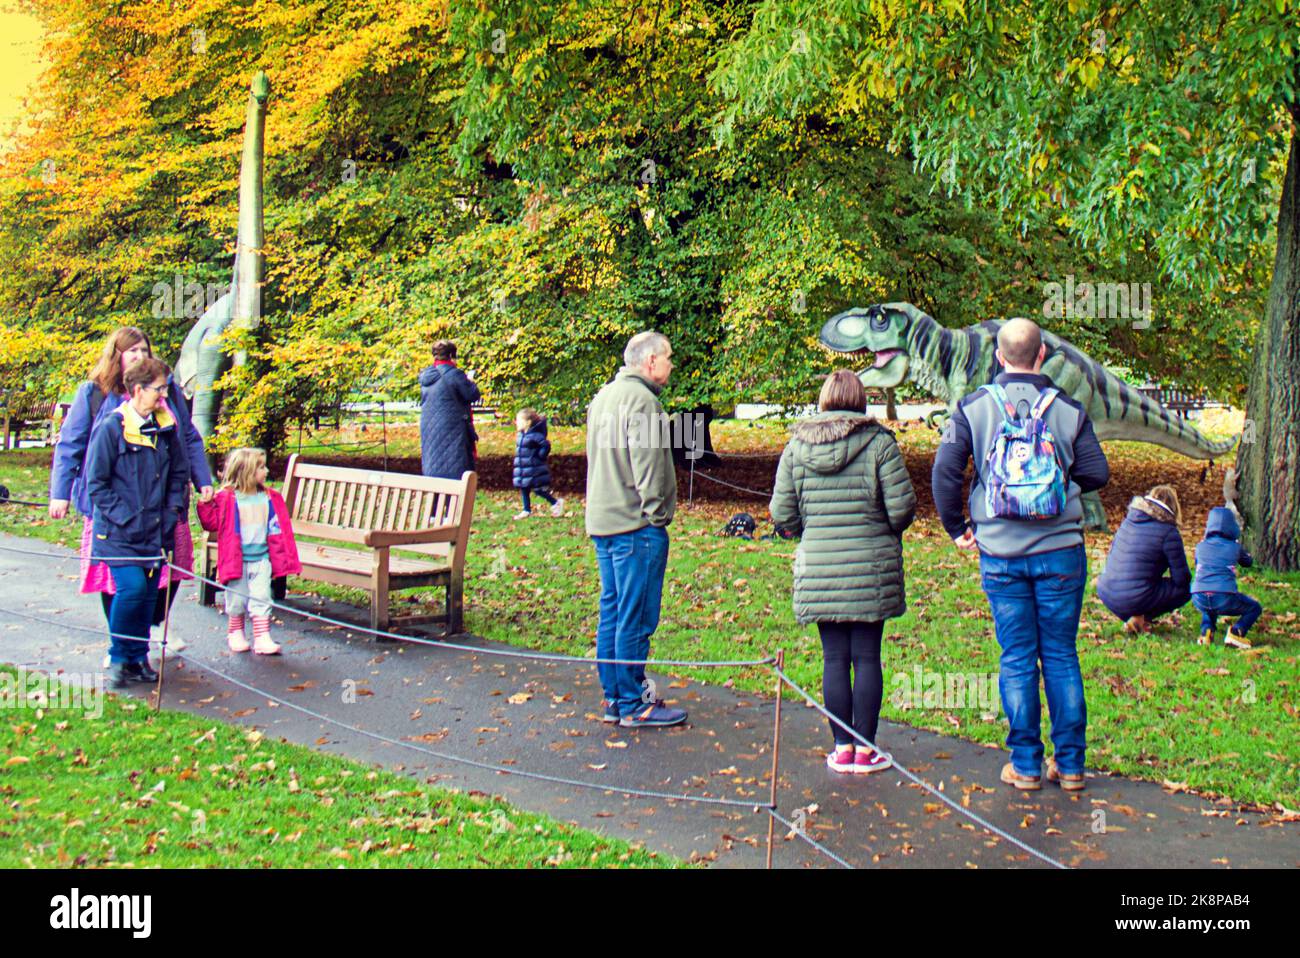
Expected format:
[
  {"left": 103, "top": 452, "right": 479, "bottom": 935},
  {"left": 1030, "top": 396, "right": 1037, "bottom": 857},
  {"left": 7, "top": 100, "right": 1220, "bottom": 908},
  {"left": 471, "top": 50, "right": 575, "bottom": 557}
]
[{"left": 712, "top": 0, "right": 1298, "bottom": 568}]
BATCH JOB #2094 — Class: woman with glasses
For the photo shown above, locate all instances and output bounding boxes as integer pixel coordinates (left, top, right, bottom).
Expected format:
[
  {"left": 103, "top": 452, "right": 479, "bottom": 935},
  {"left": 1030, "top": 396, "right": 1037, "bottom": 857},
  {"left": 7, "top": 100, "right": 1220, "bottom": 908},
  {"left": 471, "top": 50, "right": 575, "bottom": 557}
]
[
  {"left": 49, "top": 326, "right": 212, "bottom": 653},
  {"left": 84, "top": 357, "right": 190, "bottom": 687}
]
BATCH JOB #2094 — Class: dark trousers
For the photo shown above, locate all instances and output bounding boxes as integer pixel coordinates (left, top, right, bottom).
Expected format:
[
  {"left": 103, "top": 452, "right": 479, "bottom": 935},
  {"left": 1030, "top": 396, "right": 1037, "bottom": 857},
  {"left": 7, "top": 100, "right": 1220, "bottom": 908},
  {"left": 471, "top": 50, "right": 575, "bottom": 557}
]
[
  {"left": 100, "top": 580, "right": 179, "bottom": 628},
  {"left": 106, "top": 564, "right": 160, "bottom": 664},
  {"left": 817, "top": 621, "right": 885, "bottom": 748},
  {"left": 520, "top": 488, "right": 558, "bottom": 512},
  {"left": 1191, "top": 591, "right": 1262, "bottom": 636},
  {"left": 1101, "top": 578, "right": 1189, "bottom": 623}
]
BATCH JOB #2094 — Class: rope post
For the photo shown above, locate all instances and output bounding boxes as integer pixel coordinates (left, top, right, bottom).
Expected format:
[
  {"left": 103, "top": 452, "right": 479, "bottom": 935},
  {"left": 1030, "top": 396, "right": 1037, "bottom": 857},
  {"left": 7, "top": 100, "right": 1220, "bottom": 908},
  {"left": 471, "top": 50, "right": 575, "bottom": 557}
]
[
  {"left": 154, "top": 550, "right": 174, "bottom": 713},
  {"left": 381, "top": 400, "right": 388, "bottom": 471},
  {"left": 765, "top": 648, "right": 785, "bottom": 870}
]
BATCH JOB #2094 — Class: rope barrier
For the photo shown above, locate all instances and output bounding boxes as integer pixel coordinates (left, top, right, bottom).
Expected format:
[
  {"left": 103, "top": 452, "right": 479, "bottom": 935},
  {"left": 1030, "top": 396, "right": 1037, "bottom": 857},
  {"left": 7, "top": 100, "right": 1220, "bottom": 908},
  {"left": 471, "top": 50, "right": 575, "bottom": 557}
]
[
  {"left": 0, "top": 542, "right": 772, "bottom": 668},
  {"left": 772, "top": 665, "right": 1069, "bottom": 870},
  {"left": 176, "top": 559, "right": 776, "bottom": 670},
  {"left": 0, "top": 604, "right": 770, "bottom": 813},
  {"left": 689, "top": 471, "right": 774, "bottom": 499},
  {"left": 0, "top": 495, "right": 52, "bottom": 507},
  {"left": 763, "top": 806, "right": 854, "bottom": 869}
]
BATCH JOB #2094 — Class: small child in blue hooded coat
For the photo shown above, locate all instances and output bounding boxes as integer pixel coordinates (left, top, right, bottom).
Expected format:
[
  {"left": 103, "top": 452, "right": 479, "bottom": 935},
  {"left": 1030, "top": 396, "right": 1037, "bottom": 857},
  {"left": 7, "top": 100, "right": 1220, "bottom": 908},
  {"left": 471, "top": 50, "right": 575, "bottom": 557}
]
[
  {"left": 1190, "top": 507, "right": 1261, "bottom": 649},
  {"left": 512, "top": 408, "right": 564, "bottom": 519}
]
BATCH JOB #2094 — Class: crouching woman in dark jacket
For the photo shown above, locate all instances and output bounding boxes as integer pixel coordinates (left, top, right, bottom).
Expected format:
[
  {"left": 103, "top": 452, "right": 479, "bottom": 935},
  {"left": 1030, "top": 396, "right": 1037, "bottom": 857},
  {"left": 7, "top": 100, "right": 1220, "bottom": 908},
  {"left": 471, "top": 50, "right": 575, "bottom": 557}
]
[
  {"left": 85, "top": 357, "right": 189, "bottom": 687},
  {"left": 1095, "top": 485, "right": 1190, "bottom": 633},
  {"left": 770, "top": 370, "right": 917, "bottom": 776}
]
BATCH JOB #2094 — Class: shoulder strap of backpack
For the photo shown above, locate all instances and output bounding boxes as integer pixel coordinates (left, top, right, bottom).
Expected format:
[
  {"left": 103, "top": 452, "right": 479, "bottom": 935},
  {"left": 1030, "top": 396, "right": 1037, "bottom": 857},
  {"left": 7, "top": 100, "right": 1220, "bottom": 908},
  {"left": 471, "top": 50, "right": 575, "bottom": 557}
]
[
  {"left": 1029, "top": 387, "right": 1060, "bottom": 421},
  {"left": 87, "top": 383, "right": 106, "bottom": 422},
  {"left": 978, "top": 383, "right": 1017, "bottom": 424}
]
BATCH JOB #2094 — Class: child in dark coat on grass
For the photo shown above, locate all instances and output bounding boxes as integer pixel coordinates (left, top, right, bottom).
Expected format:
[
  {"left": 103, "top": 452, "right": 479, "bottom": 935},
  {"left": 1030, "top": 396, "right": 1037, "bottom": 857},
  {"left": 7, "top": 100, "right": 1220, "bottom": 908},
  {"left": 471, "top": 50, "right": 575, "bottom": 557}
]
[
  {"left": 512, "top": 408, "right": 564, "bottom": 519},
  {"left": 1190, "top": 507, "right": 1261, "bottom": 650}
]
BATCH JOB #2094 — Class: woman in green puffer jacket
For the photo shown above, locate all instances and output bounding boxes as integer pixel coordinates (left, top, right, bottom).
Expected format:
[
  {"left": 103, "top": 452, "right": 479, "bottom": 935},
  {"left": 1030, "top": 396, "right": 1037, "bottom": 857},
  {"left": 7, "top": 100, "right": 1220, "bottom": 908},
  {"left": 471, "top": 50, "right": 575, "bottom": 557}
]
[{"left": 770, "top": 370, "right": 917, "bottom": 775}]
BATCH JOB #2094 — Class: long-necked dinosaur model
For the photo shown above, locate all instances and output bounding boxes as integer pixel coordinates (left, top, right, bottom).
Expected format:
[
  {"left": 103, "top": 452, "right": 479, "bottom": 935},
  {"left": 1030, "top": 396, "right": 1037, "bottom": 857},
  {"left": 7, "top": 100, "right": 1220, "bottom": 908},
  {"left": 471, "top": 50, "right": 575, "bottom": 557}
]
[
  {"left": 175, "top": 71, "right": 270, "bottom": 447},
  {"left": 819, "top": 302, "right": 1237, "bottom": 531}
]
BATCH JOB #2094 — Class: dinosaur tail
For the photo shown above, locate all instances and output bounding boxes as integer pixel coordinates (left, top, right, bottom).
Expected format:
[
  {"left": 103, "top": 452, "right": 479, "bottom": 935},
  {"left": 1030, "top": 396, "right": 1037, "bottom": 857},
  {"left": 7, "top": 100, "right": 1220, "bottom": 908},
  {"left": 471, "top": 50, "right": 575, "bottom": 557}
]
[{"left": 1087, "top": 375, "right": 1238, "bottom": 461}]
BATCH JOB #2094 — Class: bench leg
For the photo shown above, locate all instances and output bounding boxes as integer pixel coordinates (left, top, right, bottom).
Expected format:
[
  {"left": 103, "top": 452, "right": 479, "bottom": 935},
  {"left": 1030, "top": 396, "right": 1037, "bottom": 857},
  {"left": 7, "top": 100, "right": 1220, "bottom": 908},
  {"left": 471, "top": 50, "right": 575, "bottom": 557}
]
[
  {"left": 199, "top": 543, "right": 217, "bottom": 607},
  {"left": 371, "top": 548, "right": 392, "bottom": 640},
  {"left": 446, "top": 577, "right": 464, "bottom": 637}
]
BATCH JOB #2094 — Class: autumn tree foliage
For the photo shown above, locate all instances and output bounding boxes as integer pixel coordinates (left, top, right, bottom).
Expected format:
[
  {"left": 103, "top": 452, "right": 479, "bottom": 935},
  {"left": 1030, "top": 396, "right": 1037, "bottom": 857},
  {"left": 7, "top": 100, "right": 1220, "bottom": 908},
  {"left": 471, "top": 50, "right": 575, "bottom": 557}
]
[{"left": 0, "top": 1, "right": 1280, "bottom": 514}]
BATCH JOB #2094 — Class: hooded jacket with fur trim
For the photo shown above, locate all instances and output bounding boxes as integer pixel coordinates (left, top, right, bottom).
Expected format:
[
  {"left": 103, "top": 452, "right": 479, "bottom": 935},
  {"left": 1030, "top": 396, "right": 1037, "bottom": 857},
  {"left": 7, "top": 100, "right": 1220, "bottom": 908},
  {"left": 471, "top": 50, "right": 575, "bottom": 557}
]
[
  {"left": 769, "top": 411, "right": 917, "bottom": 624},
  {"left": 1095, "top": 495, "right": 1191, "bottom": 618}
]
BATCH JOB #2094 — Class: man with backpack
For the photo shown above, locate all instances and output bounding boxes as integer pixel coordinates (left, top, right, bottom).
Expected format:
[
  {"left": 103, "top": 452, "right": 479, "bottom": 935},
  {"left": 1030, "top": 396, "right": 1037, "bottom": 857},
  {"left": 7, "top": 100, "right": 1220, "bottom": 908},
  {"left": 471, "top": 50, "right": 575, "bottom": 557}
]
[{"left": 931, "top": 318, "right": 1109, "bottom": 792}]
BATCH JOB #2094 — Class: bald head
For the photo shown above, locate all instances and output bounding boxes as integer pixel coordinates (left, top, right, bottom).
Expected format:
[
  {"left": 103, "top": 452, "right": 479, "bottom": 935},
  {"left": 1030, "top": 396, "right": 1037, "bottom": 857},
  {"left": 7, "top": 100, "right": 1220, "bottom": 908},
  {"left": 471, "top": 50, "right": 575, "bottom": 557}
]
[{"left": 997, "top": 318, "right": 1045, "bottom": 372}]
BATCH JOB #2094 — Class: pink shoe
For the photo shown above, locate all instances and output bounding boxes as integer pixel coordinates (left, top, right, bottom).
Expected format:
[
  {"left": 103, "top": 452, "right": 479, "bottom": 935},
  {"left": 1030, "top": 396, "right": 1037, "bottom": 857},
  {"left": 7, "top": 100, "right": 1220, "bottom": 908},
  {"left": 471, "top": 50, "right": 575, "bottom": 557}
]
[
  {"left": 852, "top": 748, "right": 893, "bottom": 775},
  {"left": 826, "top": 746, "right": 856, "bottom": 773},
  {"left": 227, "top": 614, "right": 250, "bottom": 653},
  {"left": 251, "top": 615, "right": 281, "bottom": 655}
]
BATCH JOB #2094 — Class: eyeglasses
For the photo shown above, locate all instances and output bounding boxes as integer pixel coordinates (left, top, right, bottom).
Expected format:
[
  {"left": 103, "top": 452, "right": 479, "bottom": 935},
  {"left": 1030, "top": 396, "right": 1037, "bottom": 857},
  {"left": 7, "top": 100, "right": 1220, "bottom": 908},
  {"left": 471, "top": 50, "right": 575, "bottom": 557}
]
[{"left": 141, "top": 383, "right": 169, "bottom": 396}]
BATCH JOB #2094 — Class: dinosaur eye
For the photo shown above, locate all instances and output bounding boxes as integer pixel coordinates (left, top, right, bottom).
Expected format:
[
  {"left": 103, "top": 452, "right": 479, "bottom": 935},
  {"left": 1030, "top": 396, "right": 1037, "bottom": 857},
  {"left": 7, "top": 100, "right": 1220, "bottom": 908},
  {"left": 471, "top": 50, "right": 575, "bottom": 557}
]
[
  {"left": 837, "top": 316, "right": 867, "bottom": 338},
  {"left": 870, "top": 310, "right": 890, "bottom": 332}
]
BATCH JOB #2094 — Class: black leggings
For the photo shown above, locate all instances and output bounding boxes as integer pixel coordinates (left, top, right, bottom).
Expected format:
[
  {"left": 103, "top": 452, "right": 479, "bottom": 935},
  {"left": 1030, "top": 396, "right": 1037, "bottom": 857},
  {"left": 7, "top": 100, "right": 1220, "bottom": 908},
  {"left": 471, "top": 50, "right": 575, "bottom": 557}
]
[{"left": 817, "top": 621, "right": 885, "bottom": 748}]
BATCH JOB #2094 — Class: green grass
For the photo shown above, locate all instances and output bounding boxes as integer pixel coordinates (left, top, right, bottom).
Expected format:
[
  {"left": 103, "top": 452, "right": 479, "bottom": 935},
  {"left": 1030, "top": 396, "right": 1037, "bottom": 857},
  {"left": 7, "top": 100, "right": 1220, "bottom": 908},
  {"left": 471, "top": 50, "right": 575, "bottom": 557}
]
[
  {"left": 3, "top": 444, "right": 1296, "bottom": 811},
  {"left": 0, "top": 666, "right": 669, "bottom": 868}
]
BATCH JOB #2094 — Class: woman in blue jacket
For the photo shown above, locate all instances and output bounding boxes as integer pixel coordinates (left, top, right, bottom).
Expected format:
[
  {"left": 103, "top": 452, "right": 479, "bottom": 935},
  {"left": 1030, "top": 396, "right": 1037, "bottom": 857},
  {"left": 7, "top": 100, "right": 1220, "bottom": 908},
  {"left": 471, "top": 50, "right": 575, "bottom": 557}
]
[
  {"left": 1095, "top": 485, "right": 1191, "bottom": 633},
  {"left": 85, "top": 357, "right": 189, "bottom": 687},
  {"left": 48, "top": 326, "right": 212, "bottom": 646},
  {"left": 418, "top": 339, "right": 480, "bottom": 480}
]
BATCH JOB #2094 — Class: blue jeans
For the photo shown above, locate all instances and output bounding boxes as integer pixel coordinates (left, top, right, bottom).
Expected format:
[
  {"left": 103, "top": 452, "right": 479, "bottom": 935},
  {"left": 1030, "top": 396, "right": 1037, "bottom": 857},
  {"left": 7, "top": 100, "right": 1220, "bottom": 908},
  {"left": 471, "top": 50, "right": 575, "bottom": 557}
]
[
  {"left": 979, "top": 544, "right": 1088, "bottom": 776},
  {"left": 1191, "top": 591, "right": 1262, "bottom": 636},
  {"left": 592, "top": 525, "right": 669, "bottom": 718},
  {"left": 107, "top": 563, "right": 160, "bottom": 664}
]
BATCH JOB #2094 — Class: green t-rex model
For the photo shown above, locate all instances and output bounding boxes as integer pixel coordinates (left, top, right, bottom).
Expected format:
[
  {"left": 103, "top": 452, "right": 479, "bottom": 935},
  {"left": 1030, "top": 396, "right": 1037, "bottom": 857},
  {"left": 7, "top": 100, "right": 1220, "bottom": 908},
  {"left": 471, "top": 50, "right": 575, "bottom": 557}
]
[
  {"left": 175, "top": 71, "right": 270, "bottom": 454},
  {"left": 819, "top": 302, "right": 1237, "bottom": 531}
]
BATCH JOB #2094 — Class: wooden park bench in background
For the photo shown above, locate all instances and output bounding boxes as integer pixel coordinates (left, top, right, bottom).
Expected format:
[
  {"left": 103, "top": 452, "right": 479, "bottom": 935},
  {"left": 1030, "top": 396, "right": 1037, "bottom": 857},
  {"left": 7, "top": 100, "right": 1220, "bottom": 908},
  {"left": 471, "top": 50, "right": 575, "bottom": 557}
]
[
  {"left": 1, "top": 392, "right": 59, "bottom": 450},
  {"left": 1135, "top": 385, "right": 1224, "bottom": 419},
  {"left": 200, "top": 455, "right": 477, "bottom": 635}
]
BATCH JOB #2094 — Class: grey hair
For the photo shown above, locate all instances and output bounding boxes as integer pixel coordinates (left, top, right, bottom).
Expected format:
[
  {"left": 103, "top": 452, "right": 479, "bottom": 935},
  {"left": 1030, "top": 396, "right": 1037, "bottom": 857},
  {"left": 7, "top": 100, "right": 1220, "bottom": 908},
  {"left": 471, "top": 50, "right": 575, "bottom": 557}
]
[{"left": 624, "top": 331, "right": 670, "bottom": 368}]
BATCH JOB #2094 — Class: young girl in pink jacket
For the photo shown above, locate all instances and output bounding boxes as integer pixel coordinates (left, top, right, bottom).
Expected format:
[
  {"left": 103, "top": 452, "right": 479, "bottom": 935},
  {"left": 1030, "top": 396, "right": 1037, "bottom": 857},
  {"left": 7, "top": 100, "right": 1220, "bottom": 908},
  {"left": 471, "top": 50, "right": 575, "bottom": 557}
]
[{"left": 197, "top": 448, "right": 302, "bottom": 654}]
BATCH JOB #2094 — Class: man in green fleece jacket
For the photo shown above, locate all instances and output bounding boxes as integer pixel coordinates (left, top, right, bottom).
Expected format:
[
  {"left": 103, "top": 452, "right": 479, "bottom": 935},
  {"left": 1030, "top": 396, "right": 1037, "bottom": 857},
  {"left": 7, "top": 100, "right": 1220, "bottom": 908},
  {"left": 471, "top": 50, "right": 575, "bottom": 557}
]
[{"left": 585, "top": 331, "right": 686, "bottom": 728}]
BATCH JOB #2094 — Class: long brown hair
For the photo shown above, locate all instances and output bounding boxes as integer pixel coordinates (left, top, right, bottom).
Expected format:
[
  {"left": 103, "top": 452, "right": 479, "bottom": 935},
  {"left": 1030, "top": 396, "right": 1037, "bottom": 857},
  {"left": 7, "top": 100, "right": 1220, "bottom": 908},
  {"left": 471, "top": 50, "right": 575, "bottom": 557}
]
[{"left": 90, "top": 326, "right": 152, "bottom": 397}]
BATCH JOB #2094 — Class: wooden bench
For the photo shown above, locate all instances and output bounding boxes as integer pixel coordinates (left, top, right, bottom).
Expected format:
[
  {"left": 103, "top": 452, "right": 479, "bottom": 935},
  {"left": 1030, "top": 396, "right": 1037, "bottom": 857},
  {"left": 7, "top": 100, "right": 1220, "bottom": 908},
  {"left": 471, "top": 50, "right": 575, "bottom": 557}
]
[
  {"left": 200, "top": 455, "right": 477, "bottom": 636},
  {"left": 1, "top": 392, "right": 58, "bottom": 449}
]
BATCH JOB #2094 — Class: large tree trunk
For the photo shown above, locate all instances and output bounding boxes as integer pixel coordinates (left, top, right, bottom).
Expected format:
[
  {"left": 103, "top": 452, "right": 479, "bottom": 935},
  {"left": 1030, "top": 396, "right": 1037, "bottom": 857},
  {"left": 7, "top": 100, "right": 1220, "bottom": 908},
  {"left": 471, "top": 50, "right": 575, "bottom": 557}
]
[{"left": 1236, "top": 120, "right": 1300, "bottom": 571}]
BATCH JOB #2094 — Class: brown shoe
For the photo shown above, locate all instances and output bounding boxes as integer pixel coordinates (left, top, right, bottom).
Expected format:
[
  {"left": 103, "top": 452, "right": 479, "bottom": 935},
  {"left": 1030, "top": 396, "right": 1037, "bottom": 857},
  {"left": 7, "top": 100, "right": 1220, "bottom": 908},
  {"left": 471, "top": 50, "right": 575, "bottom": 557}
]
[
  {"left": 1000, "top": 762, "right": 1042, "bottom": 791},
  {"left": 1046, "top": 757, "right": 1086, "bottom": 792}
]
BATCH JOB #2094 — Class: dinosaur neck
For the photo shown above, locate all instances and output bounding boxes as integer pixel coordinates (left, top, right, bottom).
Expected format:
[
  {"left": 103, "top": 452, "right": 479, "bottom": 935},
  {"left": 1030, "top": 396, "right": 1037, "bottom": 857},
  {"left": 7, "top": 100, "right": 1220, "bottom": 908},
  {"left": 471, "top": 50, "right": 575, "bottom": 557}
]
[
  {"left": 906, "top": 311, "right": 958, "bottom": 403},
  {"left": 233, "top": 77, "right": 267, "bottom": 332}
]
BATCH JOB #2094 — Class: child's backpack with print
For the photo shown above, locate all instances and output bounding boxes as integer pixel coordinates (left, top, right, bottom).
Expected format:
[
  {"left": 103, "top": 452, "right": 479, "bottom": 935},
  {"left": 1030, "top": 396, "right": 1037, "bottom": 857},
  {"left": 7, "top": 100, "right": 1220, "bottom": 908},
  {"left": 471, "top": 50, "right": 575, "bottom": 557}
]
[{"left": 980, "top": 383, "right": 1066, "bottom": 519}]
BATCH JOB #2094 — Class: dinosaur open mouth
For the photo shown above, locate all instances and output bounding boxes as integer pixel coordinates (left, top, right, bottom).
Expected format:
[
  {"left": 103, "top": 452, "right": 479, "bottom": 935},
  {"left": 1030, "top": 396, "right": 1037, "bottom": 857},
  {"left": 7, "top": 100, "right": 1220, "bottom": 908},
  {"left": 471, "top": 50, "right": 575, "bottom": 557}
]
[{"left": 872, "top": 349, "right": 901, "bottom": 368}]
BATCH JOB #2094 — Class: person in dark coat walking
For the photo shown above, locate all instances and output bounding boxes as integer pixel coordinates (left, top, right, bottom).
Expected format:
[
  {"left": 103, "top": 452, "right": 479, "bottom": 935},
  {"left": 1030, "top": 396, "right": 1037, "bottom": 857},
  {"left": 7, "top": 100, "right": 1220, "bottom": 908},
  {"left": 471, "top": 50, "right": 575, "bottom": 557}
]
[
  {"left": 419, "top": 340, "right": 480, "bottom": 480},
  {"left": 512, "top": 408, "right": 564, "bottom": 519},
  {"left": 84, "top": 357, "right": 189, "bottom": 688},
  {"left": 1095, "top": 485, "right": 1190, "bottom": 633}
]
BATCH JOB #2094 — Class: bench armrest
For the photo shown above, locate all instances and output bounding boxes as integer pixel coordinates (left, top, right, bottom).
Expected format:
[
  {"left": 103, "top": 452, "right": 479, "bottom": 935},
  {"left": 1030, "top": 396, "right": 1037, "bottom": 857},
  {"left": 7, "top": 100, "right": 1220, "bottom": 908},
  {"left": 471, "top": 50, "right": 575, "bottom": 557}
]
[{"left": 364, "top": 524, "right": 461, "bottom": 547}]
